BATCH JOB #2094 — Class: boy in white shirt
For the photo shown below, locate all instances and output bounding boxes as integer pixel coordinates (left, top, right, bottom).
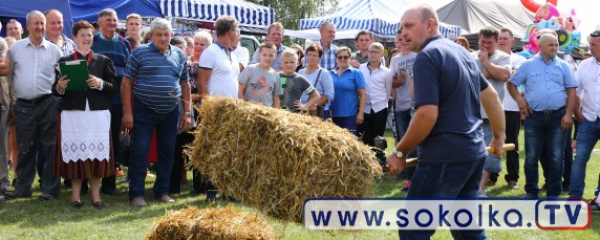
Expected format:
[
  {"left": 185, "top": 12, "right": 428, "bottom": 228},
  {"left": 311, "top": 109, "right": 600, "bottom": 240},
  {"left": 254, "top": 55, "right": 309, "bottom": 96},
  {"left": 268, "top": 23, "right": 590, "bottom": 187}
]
[{"left": 358, "top": 42, "right": 391, "bottom": 146}]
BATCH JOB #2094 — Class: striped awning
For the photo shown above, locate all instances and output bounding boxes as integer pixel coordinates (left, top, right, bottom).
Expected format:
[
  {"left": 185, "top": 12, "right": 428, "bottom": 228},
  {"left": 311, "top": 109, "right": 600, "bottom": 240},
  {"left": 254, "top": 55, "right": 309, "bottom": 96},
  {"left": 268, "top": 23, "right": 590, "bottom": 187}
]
[
  {"left": 158, "top": 0, "right": 274, "bottom": 28},
  {"left": 298, "top": 0, "right": 460, "bottom": 39}
]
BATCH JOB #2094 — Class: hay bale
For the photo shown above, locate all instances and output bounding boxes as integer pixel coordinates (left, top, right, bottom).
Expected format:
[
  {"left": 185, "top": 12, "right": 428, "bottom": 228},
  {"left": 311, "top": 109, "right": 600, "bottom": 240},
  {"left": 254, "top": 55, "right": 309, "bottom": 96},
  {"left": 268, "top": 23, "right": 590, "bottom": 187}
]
[
  {"left": 144, "top": 206, "right": 275, "bottom": 240},
  {"left": 189, "top": 96, "right": 382, "bottom": 223}
]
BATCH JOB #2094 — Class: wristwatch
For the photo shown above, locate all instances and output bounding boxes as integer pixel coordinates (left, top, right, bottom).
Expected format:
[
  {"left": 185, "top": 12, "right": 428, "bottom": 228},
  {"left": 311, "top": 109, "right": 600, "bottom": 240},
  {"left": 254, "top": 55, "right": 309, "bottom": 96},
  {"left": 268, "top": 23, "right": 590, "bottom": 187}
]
[
  {"left": 183, "top": 111, "right": 192, "bottom": 116},
  {"left": 393, "top": 149, "right": 406, "bottom": 158}
]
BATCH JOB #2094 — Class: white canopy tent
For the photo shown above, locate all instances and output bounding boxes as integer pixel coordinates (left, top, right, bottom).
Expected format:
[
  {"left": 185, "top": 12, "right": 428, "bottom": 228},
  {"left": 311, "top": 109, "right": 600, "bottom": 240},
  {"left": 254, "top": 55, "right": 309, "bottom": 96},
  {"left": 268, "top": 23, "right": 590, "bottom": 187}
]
[{"left": 291, "top": 0, "right": 460, "bottom": 40}]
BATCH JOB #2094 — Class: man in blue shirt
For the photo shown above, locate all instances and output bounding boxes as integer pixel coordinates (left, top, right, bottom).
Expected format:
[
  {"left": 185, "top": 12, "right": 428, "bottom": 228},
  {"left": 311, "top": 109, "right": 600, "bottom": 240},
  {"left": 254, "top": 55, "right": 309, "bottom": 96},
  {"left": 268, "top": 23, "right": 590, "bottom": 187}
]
[
  {"left": 387, "top": 4, "right": 506, "bottom": 240},
  {"left": 91, "top": 8, "right": 130, "bottom": 195},
  {"left": 507, "top": 34, "right": 577, "bottom": 199},
  {"left": 122, "top": 18, "right": 192, "bottom": 207},
  {"left": 315, "top": 22, "right": 338, "bottom": 70}
]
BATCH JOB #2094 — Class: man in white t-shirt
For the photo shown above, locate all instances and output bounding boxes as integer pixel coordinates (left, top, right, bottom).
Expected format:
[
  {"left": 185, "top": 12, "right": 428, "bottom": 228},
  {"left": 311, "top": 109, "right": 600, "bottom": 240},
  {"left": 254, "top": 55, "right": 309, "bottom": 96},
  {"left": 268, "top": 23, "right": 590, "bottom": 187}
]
[
  {"left": 471, "top": 27, "right": 511, "bottom": 197},
  {"left": 497, "top": 28, "right": 526, "bottom": 189},
  {"left": 196, "top": 16, "right": 240, "bottom": 201},
  {"left": 198, "top": 16, "right": 241, "bottom": 99},
  {"left": 232, "top": 34, "right": 249, "bottom": 72}
]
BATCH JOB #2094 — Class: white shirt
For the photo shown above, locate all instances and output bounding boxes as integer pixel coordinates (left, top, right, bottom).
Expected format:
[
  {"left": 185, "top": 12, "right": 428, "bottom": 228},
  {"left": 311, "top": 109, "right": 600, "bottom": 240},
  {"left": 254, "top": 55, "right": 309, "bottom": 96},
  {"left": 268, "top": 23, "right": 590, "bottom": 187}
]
[
  {"left": 359, "top": 63, "right": 391, "bottom": 113},
  {"left": 8, "top": 38, "right": 62, "bottom": 100},
  {"left": 503, "top": 53, "right": 527, "bottom": 111},
  {"left": 199, "top": 42, "right": 240, "bottom": 98},
  {"left": 575, "top": 57, "right": 600, "bottom": 122},
  {"left": 233, "top": 46, "right": 249, "bottom": 68}
]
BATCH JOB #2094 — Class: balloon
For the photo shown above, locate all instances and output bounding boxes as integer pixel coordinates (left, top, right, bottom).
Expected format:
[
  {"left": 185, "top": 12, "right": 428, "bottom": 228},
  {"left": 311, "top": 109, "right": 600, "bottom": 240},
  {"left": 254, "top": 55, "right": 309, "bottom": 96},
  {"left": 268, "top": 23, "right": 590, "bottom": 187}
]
[
  {"left": 519, "top": 51, "right": 533, "bottom": 59},
  {"left": 523, "top": 24, "right": 538, "bottom": 43},
  {"left": 557, "top": 29, "right": 572, "bottom": 47},
  {"left": 534, "top": 3, "right": 560, "bottom": 23},
  {"left": 538, "top": 17, "right": 561, "bottom": 30},
  {"left": 563, "top": 9, "right": 580, "bottom": 32},
  {"left": 521, "top": 0, "right": 558, "bottom": 13}
]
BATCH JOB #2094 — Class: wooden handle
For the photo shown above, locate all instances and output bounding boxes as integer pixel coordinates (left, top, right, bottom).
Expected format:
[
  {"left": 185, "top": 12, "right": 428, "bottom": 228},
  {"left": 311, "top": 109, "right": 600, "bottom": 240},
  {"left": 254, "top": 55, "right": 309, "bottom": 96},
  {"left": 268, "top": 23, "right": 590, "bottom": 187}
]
[{"left": 393, "top": 144, "right": 516, "bottom": 172}]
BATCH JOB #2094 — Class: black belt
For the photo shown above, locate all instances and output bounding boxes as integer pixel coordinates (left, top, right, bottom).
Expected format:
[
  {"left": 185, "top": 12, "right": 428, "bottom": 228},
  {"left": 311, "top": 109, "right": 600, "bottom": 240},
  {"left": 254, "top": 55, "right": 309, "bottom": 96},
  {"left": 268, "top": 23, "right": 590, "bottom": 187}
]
[
  {"left": 17, "top": 94, "right": 51, "bottom": 104},
  {"left": 534, "top": 107, "right": 565, "bottom": 115}
]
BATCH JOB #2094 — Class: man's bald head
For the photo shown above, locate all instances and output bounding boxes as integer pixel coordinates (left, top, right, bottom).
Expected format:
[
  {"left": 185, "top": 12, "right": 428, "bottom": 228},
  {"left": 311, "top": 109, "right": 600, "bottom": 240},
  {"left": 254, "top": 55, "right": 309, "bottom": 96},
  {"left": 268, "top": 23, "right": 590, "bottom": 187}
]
[
  {"left": 538, "top": 34, "right": 557, "bottom": 45},
  {"left": 538, "top": 34, "right": 558, "bottom": 60}
]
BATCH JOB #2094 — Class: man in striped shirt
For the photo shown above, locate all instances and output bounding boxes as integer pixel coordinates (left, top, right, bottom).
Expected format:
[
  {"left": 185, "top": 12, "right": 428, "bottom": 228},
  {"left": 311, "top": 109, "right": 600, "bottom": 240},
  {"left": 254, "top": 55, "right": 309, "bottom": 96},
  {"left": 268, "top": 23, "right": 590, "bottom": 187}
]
[{"left": 122, "top": 18, "right": 192, "bottom": 207}]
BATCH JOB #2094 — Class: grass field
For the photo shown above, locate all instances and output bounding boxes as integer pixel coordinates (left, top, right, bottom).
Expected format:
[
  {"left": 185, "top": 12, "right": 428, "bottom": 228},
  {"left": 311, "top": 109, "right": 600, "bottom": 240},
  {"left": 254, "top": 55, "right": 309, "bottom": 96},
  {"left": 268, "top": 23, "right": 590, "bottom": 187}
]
[{"left": 0, "top": 129, "right": 598, "bottom": 239}]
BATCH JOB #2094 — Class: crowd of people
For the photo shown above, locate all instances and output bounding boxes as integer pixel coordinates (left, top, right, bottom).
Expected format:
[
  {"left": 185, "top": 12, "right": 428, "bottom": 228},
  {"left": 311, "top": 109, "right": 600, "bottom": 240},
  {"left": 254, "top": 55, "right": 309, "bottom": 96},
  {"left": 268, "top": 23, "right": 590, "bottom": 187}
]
[{"left": 0, "top": 5, "right": 598, "bottom": 229}]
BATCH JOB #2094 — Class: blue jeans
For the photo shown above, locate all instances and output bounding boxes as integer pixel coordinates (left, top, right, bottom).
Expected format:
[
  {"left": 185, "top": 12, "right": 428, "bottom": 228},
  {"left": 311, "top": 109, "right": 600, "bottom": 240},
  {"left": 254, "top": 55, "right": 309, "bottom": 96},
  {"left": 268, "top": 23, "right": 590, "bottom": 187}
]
[
  {"left": 400, "top": 158, "right": 487, "bottom": 240},
  {"left": 482, "top": 120, "right": 501, "bottom": 173},
  {"left": 523, "top": 109, "right": 567, "bottom": 197},
  {"left": 128, "top": 102, "right": 179, "bottom": 200},
  {"left": 570, "top": 119, "right": 600, "bottom": 198},
  {"left": 395, "top": 110, "right": 417, "bottom": 178},
  {"left": 332, "top": 116, "right": 357, "bottom": 135}
]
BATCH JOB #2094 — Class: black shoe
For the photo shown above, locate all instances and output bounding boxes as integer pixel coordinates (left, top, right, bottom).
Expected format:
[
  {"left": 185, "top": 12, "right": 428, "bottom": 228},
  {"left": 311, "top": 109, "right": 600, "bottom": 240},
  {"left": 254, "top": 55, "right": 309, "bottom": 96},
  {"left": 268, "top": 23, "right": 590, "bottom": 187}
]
[
  {"left": 92, "top": 201, "right": 107, "bottom": 209},
  {"left": 11, "top": 178, "right": 17, "bottom": 187},
  {"left": 39, "top": 194, "right": 56, "bottom": 201},
  {"left": 5, "top": 192, "right": 31, "bottom": 200},
  {"left": 206, "top": 191, "right": 217, "bottom": 203},
  {"left": 71, "top": 201, "right": 82, "bottom": 209}
]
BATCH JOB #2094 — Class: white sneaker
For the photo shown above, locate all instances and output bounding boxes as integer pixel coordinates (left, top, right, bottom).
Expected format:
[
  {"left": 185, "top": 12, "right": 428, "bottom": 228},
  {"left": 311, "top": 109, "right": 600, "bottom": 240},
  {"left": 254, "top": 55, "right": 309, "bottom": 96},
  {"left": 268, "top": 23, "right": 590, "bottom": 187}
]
[{"left": 477, "top": 190, "right": 487, "bottom": 198}]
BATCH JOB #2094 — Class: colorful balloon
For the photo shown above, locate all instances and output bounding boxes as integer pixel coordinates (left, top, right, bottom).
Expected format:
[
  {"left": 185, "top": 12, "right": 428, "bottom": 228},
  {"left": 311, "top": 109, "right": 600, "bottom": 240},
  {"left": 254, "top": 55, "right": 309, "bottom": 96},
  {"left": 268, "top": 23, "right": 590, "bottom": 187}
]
[{"left": 520, "top": 0, "right": 559, "bottom": 13}]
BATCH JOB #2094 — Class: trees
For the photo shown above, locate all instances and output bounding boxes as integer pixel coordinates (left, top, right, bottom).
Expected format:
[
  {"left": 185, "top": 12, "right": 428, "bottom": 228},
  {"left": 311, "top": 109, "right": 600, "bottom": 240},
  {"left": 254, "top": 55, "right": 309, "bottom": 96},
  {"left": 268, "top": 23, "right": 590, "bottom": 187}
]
[{"left": 248, "top": 0, "right": 339, "bottom": 45}]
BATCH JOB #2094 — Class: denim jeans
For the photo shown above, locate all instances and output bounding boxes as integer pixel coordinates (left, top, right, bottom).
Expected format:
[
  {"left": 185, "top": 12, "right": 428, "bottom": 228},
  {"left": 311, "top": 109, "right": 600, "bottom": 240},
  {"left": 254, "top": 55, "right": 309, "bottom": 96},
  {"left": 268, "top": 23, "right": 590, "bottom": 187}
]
[
  {"left": 395, "top": 110, "right": 417, "bottom": 178},
  {"left": 482, "top": 120, "right": 501, "bottom": 173},
  {"left": 504, "top": 111, "right": 521, "bottom": 182},
  {"left": 332, "top": 116, "right": 357, "bottom": 135},
  {"left": 523, "top": 109, "right": 567, "bottom": 197},
  {"left": 128, "top": 102, "right": 179, "bottom": 200},
  {"left": 399, "top": 157, "right": 487, "bottom": 240},
  {"left": 569, "top": 119, "right": 600, "bottom": 198}
]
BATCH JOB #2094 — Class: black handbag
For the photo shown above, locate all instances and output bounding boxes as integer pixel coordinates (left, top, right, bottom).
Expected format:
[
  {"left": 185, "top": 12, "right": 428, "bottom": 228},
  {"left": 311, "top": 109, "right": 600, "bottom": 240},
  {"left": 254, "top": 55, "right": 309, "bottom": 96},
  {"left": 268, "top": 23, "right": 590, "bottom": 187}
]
[
  {"left": 116, "top": 128, "right": 131, "bottom": 166},
  {"left": 313, "top": 69, "right": 326, "bottom": 118}
]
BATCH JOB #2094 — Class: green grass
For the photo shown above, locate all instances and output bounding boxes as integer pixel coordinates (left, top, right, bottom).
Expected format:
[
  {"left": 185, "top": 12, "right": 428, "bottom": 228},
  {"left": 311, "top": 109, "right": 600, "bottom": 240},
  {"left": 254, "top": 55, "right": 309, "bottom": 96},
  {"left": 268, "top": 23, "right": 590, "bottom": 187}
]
[{"left": 0, "top": 129, "right": 599, "bottom": 239}]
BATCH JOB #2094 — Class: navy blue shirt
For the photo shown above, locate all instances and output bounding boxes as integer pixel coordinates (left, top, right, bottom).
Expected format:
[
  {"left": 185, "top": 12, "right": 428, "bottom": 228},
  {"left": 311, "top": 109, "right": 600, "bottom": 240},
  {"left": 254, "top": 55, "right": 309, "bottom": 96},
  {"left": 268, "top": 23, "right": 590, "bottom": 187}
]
[{"left": 413, "top": 35, "right": 489, "bottom": 163}]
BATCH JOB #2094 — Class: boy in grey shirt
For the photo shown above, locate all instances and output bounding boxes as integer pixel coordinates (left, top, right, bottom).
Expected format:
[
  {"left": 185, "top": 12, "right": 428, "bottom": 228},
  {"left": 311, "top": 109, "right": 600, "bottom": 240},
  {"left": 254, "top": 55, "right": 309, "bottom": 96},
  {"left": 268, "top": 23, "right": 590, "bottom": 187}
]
[
  {"left": 239, "top": 42, "right": 282, "bottom": 107},
  {"left": 278, "top": 48, "right": 320, "bottom": 112}
]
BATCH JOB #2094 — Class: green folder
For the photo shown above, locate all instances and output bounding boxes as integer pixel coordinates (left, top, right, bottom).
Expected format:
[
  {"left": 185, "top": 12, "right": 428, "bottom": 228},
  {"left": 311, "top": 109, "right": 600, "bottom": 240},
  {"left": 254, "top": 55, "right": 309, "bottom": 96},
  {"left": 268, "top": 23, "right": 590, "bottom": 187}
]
[{"left": 58, "top": 60, "right": 89, "bottom": 90}]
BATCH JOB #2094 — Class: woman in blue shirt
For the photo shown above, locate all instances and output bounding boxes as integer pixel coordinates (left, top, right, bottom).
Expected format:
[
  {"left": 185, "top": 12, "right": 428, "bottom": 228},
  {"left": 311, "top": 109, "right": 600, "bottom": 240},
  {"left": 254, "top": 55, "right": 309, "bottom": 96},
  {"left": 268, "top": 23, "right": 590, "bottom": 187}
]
[
  {"left": 299, "top": 44, "right": 335, "bottom": 120},
  {"left": 330, "top": 46, "right": 366, "bottom": 135}
]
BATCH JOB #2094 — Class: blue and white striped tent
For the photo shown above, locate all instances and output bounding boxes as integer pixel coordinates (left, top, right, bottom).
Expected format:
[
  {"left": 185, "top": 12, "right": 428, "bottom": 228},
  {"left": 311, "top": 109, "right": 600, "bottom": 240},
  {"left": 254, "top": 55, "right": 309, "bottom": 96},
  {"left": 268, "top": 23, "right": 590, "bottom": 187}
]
[
  {"left": 158, "top": 0, "right": 275, "bottom": 28},
  {"left": 298, "top": 0, "right": 460, "bottom": 39}
]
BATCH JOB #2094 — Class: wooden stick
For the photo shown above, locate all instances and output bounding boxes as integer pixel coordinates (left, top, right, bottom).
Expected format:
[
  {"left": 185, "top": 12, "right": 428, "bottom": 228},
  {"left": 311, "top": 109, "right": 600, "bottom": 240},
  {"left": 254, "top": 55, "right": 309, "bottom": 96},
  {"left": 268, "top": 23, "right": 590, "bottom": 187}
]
[{"left": 389, "top": 143, "right": 516, "bottom": 174}]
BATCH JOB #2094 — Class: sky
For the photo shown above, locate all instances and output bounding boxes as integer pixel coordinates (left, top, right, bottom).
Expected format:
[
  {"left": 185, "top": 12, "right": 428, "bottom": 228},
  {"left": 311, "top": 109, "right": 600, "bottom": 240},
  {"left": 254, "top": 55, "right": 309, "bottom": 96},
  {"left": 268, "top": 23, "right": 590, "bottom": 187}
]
[{"left": 337, "top": 0, "right": 599, "bottom": 44}]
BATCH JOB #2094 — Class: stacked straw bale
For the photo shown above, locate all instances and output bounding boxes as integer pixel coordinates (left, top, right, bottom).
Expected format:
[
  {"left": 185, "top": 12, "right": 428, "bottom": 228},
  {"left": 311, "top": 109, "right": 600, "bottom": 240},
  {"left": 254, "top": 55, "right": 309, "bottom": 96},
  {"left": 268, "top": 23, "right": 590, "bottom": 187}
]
[
  {"left": 144, "top": 206, "right": 275, "bottom": 240},
  {"left": 189, "top": 97, "right": 382, "bottom": 222}
]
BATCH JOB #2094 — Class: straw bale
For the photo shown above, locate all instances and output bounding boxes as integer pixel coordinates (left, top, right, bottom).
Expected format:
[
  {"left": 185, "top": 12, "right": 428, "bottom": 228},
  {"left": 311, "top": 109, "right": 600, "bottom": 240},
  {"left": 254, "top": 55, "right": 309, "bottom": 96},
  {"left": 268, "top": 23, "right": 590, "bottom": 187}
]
[
  {"left": 189, "top": 96, "right": 383, "bottom": 222},
  {"left": 144, "top": 206, "right": 276, "bottom": 240}
]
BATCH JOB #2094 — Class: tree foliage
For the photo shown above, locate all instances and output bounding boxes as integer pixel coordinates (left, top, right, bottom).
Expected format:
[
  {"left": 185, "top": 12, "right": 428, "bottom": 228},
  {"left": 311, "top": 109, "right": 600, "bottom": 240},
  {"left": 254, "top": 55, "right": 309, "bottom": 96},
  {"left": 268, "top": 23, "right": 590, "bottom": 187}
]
[{"left": 247, "top": 0, "right": 339, "bottom": 45}]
